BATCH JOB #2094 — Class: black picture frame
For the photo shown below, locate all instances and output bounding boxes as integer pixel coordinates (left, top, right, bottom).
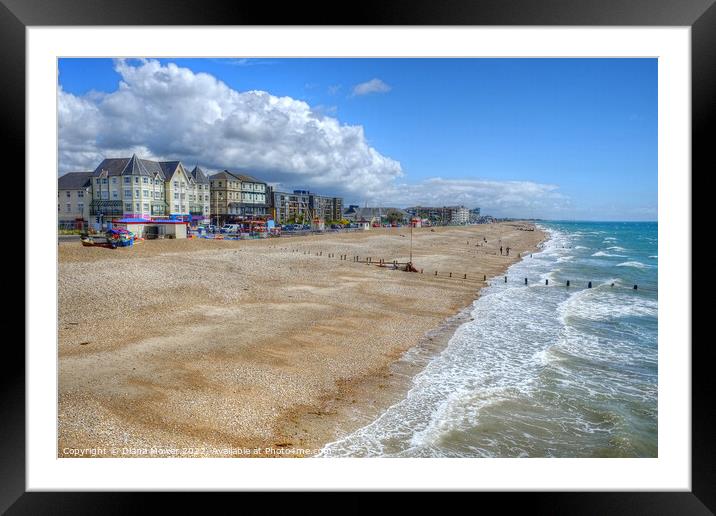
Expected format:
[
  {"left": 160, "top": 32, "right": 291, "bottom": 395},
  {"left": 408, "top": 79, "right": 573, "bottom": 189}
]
[{"left": 6, "top": 0, "right": 708, "bottom": 512}]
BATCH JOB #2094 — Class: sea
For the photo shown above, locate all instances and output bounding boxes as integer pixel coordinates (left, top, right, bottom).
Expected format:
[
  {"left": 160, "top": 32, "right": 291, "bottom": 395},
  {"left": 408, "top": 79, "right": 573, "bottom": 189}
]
[{"left": 319, "top": 221, "right": 658, "bottom": 458}]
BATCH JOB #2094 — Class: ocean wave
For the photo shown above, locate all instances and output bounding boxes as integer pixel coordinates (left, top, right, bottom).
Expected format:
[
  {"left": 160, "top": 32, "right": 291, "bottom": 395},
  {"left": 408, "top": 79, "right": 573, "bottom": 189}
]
[
  {"left": 616, "top": 261, "right": 651, "bottom": 269},
  {"left": 558, "top": 289, "right": 658, "bottom": 324},
  {"left": 320, "top": 223, "right": 657, "bottom": 458},
  {"left": 592, "top": 251, "right": 627, "bottom": 258},
  {"left": 606, "top": 246, "right": 627, "bottom": 251},
  {"left": 649, "top": 255, "right": 657, "bottom": 259}
]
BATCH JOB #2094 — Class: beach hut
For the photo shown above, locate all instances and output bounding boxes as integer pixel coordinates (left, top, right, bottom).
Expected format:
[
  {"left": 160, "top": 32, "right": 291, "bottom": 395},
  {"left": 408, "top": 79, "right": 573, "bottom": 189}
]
[{"left": 111, "top": 217, "right": 152, "bottom": 238}]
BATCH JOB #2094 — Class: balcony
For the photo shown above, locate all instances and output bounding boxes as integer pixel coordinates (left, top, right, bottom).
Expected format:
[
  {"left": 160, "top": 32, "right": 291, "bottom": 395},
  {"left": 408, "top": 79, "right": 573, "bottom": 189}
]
[{"left": 89, "top": 200, "right": 123, "bottom": 216}]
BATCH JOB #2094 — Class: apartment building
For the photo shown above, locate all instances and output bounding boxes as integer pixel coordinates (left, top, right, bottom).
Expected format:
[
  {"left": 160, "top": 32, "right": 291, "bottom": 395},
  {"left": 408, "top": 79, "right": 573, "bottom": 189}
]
[
  {"left": 270, "top": 189, "right": 344, "bottom": 224},
  {"left": 88, "top": 154, "right": 211, "bottom": 225},
  {"left": 58, "top": 171, "right": 92, "bottom": 228},
  {"left": 209, "top": 170, "right": 268, "bottom": 224},
  {"left": 162, "top": 162, "right": 211, "bottom": 224},
  {"left": 405, "top": 205, "right": 470, "bottom": 225},
  {"left": 270, "top": 189, "right": 312, "bottom": 224}
]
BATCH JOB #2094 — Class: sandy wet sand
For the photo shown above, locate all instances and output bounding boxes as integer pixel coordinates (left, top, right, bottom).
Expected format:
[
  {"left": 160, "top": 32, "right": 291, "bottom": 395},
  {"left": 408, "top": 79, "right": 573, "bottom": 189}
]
[{"left": 58, "top": 222, "right": 545, "bottom": 457}]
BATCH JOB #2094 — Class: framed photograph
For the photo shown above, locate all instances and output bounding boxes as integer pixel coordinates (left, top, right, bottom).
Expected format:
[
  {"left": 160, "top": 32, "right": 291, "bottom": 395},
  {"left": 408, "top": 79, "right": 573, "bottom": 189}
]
[{"left": 8, "top": 0, "right": 708, "bottom": 511}]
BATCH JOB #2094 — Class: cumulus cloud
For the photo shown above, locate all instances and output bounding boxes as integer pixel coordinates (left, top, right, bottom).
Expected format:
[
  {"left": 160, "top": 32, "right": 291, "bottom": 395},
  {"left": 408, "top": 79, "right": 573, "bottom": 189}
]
[
  {"left": 58, "top": 59, "right": 565, "bottom": 217},
  {"left": 351, "top": 78, "right": 391, "bottom": 97},
  {"left": 58, "top": 59, "right": 402, "bottom": 199}
]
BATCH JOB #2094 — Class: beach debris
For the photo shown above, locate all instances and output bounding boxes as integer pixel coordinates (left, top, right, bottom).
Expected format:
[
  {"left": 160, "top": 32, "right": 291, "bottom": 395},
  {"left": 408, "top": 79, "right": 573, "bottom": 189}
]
[{"left": 79, "top": 341, "right": 90, "bottom": 346}]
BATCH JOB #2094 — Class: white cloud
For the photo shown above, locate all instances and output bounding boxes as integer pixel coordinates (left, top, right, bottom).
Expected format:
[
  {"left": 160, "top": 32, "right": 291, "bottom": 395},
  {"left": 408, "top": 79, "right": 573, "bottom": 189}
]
[
  {"left": 58, "top": 59, "right": 402, "bottom": 199},
  {"left": 351, "top": 78, "right": 391, "bottom": 97},
  {"left": 367, "top": 178, "right": 569, "bottom": 218},
  {"left": 58, "top": 59, "right": 567, "bottom": 217}
]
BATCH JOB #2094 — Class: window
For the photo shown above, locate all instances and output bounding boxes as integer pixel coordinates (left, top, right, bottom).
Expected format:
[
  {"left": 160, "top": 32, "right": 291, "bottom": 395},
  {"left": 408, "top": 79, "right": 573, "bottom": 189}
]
[
  {"left": 135, "top": 203, "right": 140, "bottom": 212},
  {"left": 66, "top": 203, "right": 71, "bottom": 212},
  {"left": 143, "top": 177, "right": 148, "bottom": 184},
  {"left": 135, "top": 189, "right": 140, "bottom": 197},
  {"left": 112, "top": 191, "right": 119, "bottom": 200},
  {"left": 174, "top": 192, "right": 179, "bottom": 200},
  {"left": 77, "top": 203, "right": 84, "bottom": 212},
  {"left": 102, "top": 178, "right": 108, "bottom": 184},
  {"left": 66, "top": 191, "right": 71, "bottom": 197},
  {"left": 218, "top": 182, "right": 222, "bottom": 187},
  {"left": 77, "top": 191, "right": 84, "bottom": 198},
  {"left": 174, "top": 181, "right": 179, "bottom": 188},
  {"left": 95, "top": 178, "right": 101, "bottom": 184},
  {"left": 124, "top": 189, "right": 132, "bottom": 197},
  {"left": 143, "top": 190, "right": 149, "bottom": 197},
  {"left": 143, "top": 203, "right": 149, "bottom": 212},
  {"left": 134, "top": 176, "right": 139, "bottom": 184},
  {"left": 124, "top": 177, "right": 131, "bottom": 184},
  {"left": 112, "top": 177, "right": 117, "bottom": 184},
  {"left": 124, "top": 203, "right": 132, "bottom": 212},
  {"left": 101, "top": 191, "right": 109, "bottom": 200}
]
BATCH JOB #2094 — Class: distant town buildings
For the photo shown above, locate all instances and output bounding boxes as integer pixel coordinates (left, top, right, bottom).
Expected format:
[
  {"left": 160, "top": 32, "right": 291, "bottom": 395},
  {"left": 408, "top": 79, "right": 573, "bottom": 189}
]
[
  {"left": 469, "top": 207, "right": 481, "bottom": 223},
  {"left": 343, "top": 206, "right": 410, "bottom": 225},
  {"left": 59, "top": 156, "right": 483, "bottom": 231},
  {"left": 405, "top": 205, "right": 471, "bottom": 226}
]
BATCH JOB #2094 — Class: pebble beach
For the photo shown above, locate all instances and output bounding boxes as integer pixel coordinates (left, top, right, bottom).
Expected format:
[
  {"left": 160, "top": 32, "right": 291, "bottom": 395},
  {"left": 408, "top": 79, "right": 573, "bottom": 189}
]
[{"left": 58, "top": 222, "right": 545, "bottom": 457}]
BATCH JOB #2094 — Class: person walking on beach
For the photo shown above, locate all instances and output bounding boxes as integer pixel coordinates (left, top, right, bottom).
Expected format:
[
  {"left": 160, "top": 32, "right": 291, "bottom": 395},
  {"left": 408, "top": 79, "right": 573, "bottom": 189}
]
[
  {"left": 500, "top": 245, "right": 503, "bottom": 256},
  {"left": 506, "top": 246, "right": 511, "bottom": 256}
]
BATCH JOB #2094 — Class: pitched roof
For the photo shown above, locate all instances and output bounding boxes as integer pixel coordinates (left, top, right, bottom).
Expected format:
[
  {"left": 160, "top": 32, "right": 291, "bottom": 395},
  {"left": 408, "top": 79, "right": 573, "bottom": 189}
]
[
  {"left": 232, "top": 173, "right": 263, "bottom": 183},
  {"left": 92, "top": 154, "right": 189, "bottom": 180},
  {"left": 92, "top": 158, "right": 130, "bottom": 177},
  {"left": 190, "top": 166, "right": 210, "bottom": 184},
  {"left": 58, "top": 171, "right": 93, "bottom": 189},
  {"left": 122, "top": 154, "right": 151, "bottom": 176},
  {"left": 159, "top": 161, "right": 182, "bottom": 180},
  {"left": 209, "top": 170, "right": 239, "bottom": 181},
  {"left": 141, "top": 159, "right": 164, "bottom": 178}
]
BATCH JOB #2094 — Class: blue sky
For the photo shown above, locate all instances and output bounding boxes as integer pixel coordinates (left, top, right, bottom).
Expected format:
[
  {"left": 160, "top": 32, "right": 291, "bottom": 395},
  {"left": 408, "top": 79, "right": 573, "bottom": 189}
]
[{"left": 58, "top": 58, "right": 657, "bottom": 220}]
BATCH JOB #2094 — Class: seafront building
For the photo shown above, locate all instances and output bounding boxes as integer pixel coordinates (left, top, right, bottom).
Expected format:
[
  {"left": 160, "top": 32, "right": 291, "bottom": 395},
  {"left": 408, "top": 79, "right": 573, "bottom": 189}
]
[
  {"left": 86, "top": 154, "right": 211, "bottom": 226},
  {"left": 270, "top": 189, "right": 344, "bottom": 224},
  {"left": 405, "top": 205, "right": 470, "bottom": 225},
  {"left": 343, "top": 206, "right": 410, "bottom": 225},
  {"left": 469, "top": 207, "right": 482, "bottom": 223},
  {"left": 58, "top": 171, "right": 93, "bottom": 229},
  {"left": 209, "top": 170, "right": 268, "bottom": 225}
]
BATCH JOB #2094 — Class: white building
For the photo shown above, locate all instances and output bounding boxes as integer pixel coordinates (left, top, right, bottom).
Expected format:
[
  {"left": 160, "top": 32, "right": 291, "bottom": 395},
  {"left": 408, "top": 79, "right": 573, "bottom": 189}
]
[
  {"left": 88, "top": 154, "right": 210, "bottom": 225},
  {"left": 58, "top": 171, "right": 92, "bottom": 229},
  {"left": 449, "top": 206, "right": 470, "bottom": 225}
]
